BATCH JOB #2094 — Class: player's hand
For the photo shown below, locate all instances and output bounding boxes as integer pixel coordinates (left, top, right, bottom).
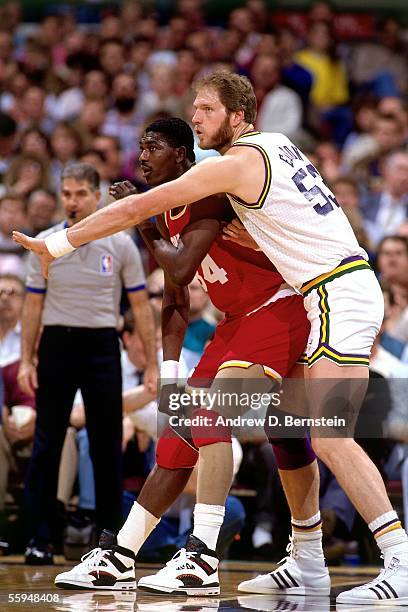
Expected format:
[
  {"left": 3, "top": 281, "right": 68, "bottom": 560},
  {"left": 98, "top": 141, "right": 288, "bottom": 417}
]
[
  {"left": 12, "top": 232, "right": 55, "bottom": 278},
  {"left": 144, "top": 362, "right": 159, "bottom": 394},
  {"left": 109, "top": 181, "right": 138, "bottom": 200},
  {"left": 158, "top": 383, "right": 180, "bottom": 416},
  {"left": 222, "top": 218, "right": 260, "bottom": 250},
  {"left": 17, "top": 361, "right": 38, "bottom": 397}
]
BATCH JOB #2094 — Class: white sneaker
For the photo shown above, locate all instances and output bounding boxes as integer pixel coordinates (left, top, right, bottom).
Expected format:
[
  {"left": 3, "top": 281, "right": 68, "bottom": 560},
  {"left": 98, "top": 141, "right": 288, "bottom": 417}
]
[
  {"left": 238, "top": 537, "right": 330, "bottom": 596},
  {"left": 137, "top": 535, "right": 220, "bottom": 596},
  {"left": 336, "top": 555, "right": 408, "bottom": 606},
  {"left": 55, "top": 530, "right": 136, "bottom": 590}
]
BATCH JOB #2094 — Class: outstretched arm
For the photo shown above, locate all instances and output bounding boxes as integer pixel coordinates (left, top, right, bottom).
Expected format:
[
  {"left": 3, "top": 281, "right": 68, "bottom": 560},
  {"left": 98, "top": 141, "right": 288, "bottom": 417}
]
[{"left": 13, "top": 156, "right": 238, "bottom": 269}]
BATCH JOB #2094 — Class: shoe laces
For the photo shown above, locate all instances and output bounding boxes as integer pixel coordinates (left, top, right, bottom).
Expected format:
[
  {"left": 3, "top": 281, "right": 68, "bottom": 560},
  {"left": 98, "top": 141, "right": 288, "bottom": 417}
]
[
  {"left": 277, "top": 536, "right": 299, "bottom": 566},
  {"left": 165, "top": 548, "right": 197, "bottom": 569},
  {"left": 77, "top": 547, "right": 110, "bottom": 571}
]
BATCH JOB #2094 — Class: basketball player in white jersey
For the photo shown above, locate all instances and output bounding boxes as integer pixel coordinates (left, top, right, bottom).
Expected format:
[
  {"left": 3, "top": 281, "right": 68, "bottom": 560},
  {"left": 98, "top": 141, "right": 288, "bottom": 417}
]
[{"left": 14, "top": 72, "right": 408, "bottom": 605}]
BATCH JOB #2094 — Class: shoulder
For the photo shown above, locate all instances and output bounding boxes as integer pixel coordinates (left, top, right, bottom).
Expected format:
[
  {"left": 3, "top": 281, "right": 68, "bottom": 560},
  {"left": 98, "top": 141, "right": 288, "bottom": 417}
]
[{"left": 189, "top": 194, "right": 231, "bottom": 224}]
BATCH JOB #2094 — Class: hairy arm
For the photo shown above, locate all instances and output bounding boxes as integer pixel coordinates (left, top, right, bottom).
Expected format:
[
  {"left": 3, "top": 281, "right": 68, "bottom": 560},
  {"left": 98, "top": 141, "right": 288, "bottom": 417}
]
[
  {"left": 18, "top": 292, "right": 44, "bottom": 396},
  {"left": 65, "top": 156, "right": 238, "bottom": 247}
]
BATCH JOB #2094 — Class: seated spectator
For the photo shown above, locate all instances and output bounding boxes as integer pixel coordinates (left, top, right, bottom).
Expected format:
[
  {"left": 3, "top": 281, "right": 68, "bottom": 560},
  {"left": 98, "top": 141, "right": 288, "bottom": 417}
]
[
  {"left": 139, "top": 64, "right": 182, "bottom": 122},
  {"left": 331, "top": 176, "right": 373, "bottom": 255},
  {"left": 0, "top": 274, "right": 35, "bottom": 553},
  {"left": 18, "top": 127, "right": 51, "bottom": 162},
  {"left": 348, "top": 114, "right": 405, "bottom": 188},
  {"left": 341, "top": 94, "right": 379, "bottom": 171},
  {"left": 3, "top": 153, "right": 50, "bottom": 199},
  {"left": 296, "top": 20, "right": 351, "bottom": 146},
  {"left": 350, "top": 16, "right": 408, "bottom": 98},
  {"left": 277, "top": 26, "right": 313, "bottom": 114},
  {"left": 0, "top": 195, "right": 26, "bottom": 277},
  {"left": 49, "top": 122, "right": 82, "bottom": 192},
  {"left": 361, "top": 152, "right": 408, "bottom": 248},
  {"left": 251, "top": 54, "right": 303, "bottom": 137},
  {"left": 0, "top": 113, "right": 17, "bottom": 182}
]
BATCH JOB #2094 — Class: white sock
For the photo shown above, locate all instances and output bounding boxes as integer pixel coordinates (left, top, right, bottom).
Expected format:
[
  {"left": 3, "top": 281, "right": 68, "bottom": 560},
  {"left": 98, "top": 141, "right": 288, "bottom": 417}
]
[
  {"left": 117, "top": 502, "right": 159, "bottom": 559},
  {"left": 192, "top": 503, "right": 225, "bottom": 551},
  {"left": 369, "top": 511, "right": 408, "bottom": 563},
  {"left": 291, "top": 512, "right": 324, "bottom": 555}
]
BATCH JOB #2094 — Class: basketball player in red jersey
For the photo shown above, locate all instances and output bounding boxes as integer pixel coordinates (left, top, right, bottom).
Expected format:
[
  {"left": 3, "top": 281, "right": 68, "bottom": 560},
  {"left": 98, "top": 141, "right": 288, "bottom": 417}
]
[{"left": 53, "top": 118, "right": 317, "bottom": 595}]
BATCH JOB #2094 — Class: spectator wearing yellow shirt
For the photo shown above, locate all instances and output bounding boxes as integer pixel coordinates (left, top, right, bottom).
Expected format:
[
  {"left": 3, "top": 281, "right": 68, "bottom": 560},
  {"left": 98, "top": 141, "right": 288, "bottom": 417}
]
[{"left": 296, "top": 20, "right": 352, "bottom": 146}]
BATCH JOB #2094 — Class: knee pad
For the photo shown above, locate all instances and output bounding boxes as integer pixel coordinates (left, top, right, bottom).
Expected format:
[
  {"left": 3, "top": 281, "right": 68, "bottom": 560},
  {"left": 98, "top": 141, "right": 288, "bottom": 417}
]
[
  {"left": 269, "top": 437, "right": 316, "bottom": 470},
  {"left": 191, "top": 408, "right": 232, "bottom": 448},
  {"left": 156, "top": 426, "right": 198, "bottom": 469}
]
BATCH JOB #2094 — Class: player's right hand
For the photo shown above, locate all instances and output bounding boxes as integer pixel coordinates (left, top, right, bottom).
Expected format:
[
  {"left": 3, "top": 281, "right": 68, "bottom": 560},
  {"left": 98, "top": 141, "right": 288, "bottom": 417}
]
[
  {"left": 12, "top": 232, "right": 55, "bottom": 278},
  {"left": 158, "top": 383, "right": 181, "bottom": 416},
  {"left": 109, "top": 181, "right": 138, "bottom": 200},
  {"left": 17, "top": 361, "right": 38, "bottom": 397}
]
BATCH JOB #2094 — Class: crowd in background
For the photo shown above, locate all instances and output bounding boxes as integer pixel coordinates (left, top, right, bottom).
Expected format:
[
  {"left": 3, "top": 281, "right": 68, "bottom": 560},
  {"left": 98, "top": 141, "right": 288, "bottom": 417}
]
[{"left": 0, "top": 0, "right": 408, "bottom": 564}]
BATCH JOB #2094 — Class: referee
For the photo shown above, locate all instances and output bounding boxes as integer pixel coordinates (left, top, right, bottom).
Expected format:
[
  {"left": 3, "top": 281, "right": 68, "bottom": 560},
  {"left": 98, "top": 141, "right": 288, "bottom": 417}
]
[{"left": 18, "top": 163, "right": 157, "bottom": 564}]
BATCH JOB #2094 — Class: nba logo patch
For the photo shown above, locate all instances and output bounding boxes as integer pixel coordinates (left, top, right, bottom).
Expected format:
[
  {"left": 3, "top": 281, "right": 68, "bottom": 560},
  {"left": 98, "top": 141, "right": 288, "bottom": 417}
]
[{"left": 100, "top": 254, "right": 113, "bottom": 275}]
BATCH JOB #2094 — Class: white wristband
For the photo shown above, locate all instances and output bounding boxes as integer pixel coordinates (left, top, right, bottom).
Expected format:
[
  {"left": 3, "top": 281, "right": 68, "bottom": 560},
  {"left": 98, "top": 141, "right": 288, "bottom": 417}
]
[
  {"left": 45, "top": 229, "right": 76, "bottom": 258},
  {"left": 160, "top": 360, "right": 179, "bottom": 384}
]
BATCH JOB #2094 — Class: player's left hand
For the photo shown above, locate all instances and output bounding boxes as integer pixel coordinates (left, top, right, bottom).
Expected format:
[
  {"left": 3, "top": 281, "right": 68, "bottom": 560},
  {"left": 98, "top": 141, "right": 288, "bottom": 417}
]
[
  {"left": 12, "top": 232, "right": 55, "bottom": 278},
  {"left": 222, "top": 218, "right": 260, "bottom": 250},
  {"left": 144, "top": 362, "right": 159, "bottom": 394},
  {"left": 109, "top": 181, "right": 137, "bottom": 200}
]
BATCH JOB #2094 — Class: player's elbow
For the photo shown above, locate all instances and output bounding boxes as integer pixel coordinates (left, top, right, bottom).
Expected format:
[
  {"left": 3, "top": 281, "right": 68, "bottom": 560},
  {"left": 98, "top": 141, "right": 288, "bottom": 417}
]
[{"left": 171, "top": 265, "right": 196, "bottom": 286}]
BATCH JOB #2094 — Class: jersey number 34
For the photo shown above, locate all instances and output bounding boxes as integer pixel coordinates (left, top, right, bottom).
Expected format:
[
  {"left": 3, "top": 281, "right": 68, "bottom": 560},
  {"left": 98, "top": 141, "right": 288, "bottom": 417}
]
[{"left": 196, "top": 254, "right": 228, "bottom": 291}]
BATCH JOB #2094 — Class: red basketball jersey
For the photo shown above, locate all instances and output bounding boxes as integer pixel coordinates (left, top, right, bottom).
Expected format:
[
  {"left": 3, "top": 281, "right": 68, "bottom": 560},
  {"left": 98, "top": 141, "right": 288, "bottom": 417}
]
[{"left": 164, "top": 204, "right": 284, "bottom": 317}]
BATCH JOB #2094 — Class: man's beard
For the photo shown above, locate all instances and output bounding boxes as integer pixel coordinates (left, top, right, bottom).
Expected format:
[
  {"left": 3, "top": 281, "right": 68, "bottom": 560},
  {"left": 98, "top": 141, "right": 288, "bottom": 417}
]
[{"left": 202, "top": 115, "right": 234, "bottom": 151}]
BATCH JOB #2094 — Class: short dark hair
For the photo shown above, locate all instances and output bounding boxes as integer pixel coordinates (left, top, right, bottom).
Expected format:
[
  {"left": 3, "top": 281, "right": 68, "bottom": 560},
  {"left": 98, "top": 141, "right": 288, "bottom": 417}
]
[
  {"left": 61, "top": 163, "right": 100, "bottom": 191},
  {"left": 0, "top": 273, "right": 25, "bottom": 292},
  {"left": 194, "top": 71, "right": 257, "bottom": 124},
  {"left": 145, "top": 118, "right": 196, "bottom": 162},
  {"left": 378, "top": 235, "right": 408, "bottom": 255}
]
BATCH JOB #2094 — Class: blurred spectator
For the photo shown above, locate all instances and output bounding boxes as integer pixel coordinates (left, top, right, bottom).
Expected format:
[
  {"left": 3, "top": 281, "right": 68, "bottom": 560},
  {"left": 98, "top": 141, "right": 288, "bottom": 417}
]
[
  {"left": 0, "top": 273, "right": 35, "bottom": 554},
  {"left": 350, "top": 16, "right": 408, "bottom": 98},
  {"left": 332, "top": 176, "right": 373, "bottom": 255},
  {"left": 24, "top": 189, "right": 57, "bottom": 237},
  {"left": 296, "top": 20, "right": 351, "bottom": 146},
  {"left": 82, "top": 70, "right": 109, "bottom": 103},
  {"left": 278, "top": 26, "right": 313, "bottom": 112},
  {"left": 0, "top": 113, "right": 17, "bottom": 180},
  {"left": 251, "top": 54, "right": 302, "bottom": 137},
  {"left": 18, "top": 86, "right": 54, "bottom": 135},
  {"left": 139, "top": 64, "right": 181, "bottom": 122},
  {"left": 341, "top": 94, "right": 379, "bottom": 170},
  {"left": 99, "top": 39, "right": 126, "bottom": 78},
  {"left": 361, "top": 152, "right": 408, "bottom": 248},
  {"left": 92, "top": 135, "right": 124, "bottom": 183},
  {"left": 19, "top": 128, "right": 51, "bottom": 162},
  {"left": 102, "top": 72, "right": 143, "bottom": 157},
  {"left": 3, "top": 154, "right": 49, "bottom": 199},
  {"left": 377, "top": 235, "right": 408, "bottom": 290},
  {"left": 74, "top": 100, "right": 106, "bottom": 150},
  {"left": 147, "top": 267, "right": 165, "bottom": 316},
  {"left": 49, "top": 122, "right": 82, "bottom": 192},
  {"left": 0, "top": 194, "right": 26, "bottom": 261},
  {"left": 346, "top": 114, "right": 405, "bottom": 185}
]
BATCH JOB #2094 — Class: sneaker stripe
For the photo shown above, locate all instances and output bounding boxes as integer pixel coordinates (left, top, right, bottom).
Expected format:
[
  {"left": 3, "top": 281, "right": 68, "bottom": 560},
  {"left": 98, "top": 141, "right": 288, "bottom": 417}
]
[
  {"left": 369, "top": 586, "right": 384, "bottom": 600},
  {"left": 382, "top": 580, "right": 398, "bottom": 598},
  {"left": 283, "top": 569, "right": 299, "bottom": 587},
  {"left": 275, "top": 571, "right": 290, "bottom": 588},
  {"left": 376, "top": 584, "right": 391, "bottom": 599},
  {"left": 107, "top": 552, "right": 130, "bottom": 573},
  {"left": 271, "top": 573, "right": 285, "bottom": 589},
  {"left": 193, "top": 557, "right": 216, "bottom": 576}
]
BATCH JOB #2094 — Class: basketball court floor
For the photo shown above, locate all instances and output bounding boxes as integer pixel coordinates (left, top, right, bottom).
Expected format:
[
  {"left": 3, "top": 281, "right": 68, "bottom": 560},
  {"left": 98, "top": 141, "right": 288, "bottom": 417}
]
[{"left": 1, "top": 557, "right": 383, "bottom": 611}]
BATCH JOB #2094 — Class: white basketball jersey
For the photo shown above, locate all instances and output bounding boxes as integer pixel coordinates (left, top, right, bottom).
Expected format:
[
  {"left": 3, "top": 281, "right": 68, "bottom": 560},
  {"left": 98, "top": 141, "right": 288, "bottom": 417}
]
[{"left": 226, "top": 131, "right": 367, "bottom": 290}]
